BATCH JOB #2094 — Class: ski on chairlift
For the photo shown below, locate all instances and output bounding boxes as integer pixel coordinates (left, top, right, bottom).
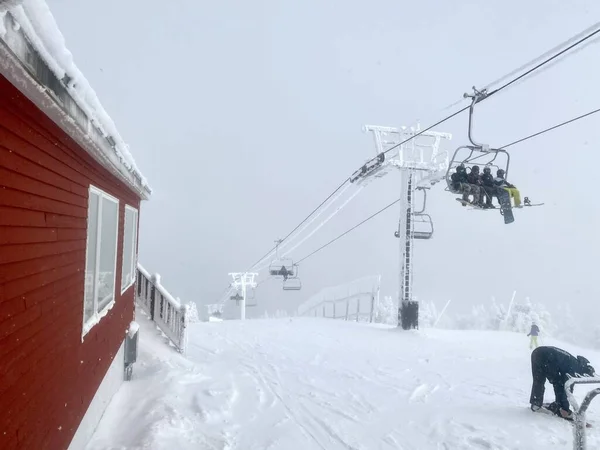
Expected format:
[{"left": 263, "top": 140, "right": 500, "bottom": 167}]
[{"left": 445, "top": 87, "right": 543, "bottom": 224}]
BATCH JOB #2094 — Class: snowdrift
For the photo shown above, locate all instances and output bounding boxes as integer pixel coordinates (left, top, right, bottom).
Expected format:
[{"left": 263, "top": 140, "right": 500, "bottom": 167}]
[{"left": 87, "top": 315, "right": 600, "bottom": 449}]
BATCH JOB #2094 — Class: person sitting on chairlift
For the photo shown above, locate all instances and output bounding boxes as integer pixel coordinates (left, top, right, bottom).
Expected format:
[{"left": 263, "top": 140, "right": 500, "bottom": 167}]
[
  {"left": 466, "top": 165, "right": 489, "bottom": 208},
  {"left": 468, "top": 165, "right": 495, "bottom": 209},
  {"left": 494, "top": 169, "right": 522, "bottom": 208},
  {"left": 451, "top": 165, "right": 482, "bottom": 206}
]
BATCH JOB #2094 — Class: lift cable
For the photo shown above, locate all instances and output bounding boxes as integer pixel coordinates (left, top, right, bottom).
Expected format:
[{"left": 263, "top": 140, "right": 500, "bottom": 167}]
[
  {"left": 225, "top": 24, "right": 600, "bottom": 302},
  {"left": 296, "top": 198, "right": 402, "bottom": 265},
  {"left": 500, "top": 106, "right": 600, "bottom": 149},
  {"left": 295, "top": 106, "right": 600, "bottom": 264}
]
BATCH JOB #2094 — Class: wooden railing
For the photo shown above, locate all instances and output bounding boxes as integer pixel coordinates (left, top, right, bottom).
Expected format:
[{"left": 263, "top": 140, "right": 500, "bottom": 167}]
[{"left": 136, "top": 264, "right": 189, "bottom": 354}]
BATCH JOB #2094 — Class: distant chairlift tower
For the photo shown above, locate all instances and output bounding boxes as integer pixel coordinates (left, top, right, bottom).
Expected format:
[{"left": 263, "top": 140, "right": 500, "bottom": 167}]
[
  {"left": 357, "top": 123, "right": 452, "bottom": 330},
  {"left": 228, "top": 272, "right": 258, "bottom": 321}
]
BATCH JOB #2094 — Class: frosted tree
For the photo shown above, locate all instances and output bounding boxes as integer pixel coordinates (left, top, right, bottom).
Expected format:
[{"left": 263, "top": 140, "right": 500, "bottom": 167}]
[
  {"left": 374, "top": 295, "right": 397, "bottom": 325},
  {"left": 186, "top": 301, "right": 200, "bottom": 323},
  {"left": 419, "top": 301, "right": 438, "bottom": 328}
]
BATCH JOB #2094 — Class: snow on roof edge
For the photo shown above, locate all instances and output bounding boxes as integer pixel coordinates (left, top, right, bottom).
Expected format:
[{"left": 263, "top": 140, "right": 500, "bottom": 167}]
[{"left": 0, "top": 0, "right": 152, "bottom": 196}]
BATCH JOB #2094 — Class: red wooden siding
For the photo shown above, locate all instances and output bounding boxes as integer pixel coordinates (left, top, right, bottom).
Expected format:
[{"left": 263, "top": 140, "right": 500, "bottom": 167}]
[{"left": 0, "top": 73, "right": 142, "bottom": 450}]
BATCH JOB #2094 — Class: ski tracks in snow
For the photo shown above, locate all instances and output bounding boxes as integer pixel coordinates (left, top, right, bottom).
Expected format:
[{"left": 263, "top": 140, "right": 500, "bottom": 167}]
[{"left": 89, "top": 317, "right": 600, "bottom": 450}]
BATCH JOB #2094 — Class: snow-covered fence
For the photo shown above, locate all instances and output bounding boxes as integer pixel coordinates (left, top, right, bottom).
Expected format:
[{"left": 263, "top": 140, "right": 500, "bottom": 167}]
[
  {"left": 136, "top": 264, "right": 189, "bottom": 354},
  {"left": 297, "top": 275, "right": 381, "bottom": 323}
]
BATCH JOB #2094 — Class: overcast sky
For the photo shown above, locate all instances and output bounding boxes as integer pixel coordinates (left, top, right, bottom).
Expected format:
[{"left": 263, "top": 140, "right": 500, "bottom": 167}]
[{"left": 47, "top": 0, "right": 600, "bottom": 327}]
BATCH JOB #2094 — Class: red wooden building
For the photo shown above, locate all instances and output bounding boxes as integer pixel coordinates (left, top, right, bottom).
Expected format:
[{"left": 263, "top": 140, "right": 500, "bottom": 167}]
[{"left": 0, "top": 5, "right": 151, "bottom": 450}]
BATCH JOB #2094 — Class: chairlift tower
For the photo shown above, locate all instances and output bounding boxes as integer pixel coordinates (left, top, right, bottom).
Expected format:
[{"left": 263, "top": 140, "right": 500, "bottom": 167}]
[
  {"left": 356, "top": 123, "right": 452, "bottom": 329},
  {"left": 228, "top": 272, "right": 258, "bottom": 321}
]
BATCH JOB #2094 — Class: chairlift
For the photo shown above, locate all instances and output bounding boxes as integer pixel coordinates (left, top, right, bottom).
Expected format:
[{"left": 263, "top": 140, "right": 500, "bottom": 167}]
[
  {"left": 230, "top": 292, "right": 243, "bottom": 302},
  {"left": 445, "top": 88, "right": 511, "bottom": 194},
  {"left": 283, "top": 276, "right": 302, "bottom": 291},
  {"left": 282, "top": 264, "right": 302, "bottom": 291},
  {"left": 412, "top": 214, "right": 434, "bottom": 240},
  {"left": 269, "top": 239, "right": 297, "bottom": 278},
  {"left": 246, "top": 288, "right": 258, "bottom": 307},
  {"left": 269, "top": 258, "right": 296, "bottom": 278}
]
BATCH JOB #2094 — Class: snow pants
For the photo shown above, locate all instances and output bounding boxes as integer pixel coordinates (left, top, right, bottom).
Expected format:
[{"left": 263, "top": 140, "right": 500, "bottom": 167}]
[
  {"left": 529, "top": 336, "right": 538, "bottom": 349},
  {"left": 459, "top": 183, "right": 481, "bottom": 204},
  {"left": 529, "top": 348, "right": 572, "bottom": 411},
  {"left": 503, "top": 187, "right": 521, "bottom": 207}
]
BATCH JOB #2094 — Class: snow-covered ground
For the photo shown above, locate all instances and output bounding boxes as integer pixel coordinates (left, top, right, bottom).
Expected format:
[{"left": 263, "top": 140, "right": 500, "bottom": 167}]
[{"left": 87, "top": 313, "right": 600, "bottom": 450}]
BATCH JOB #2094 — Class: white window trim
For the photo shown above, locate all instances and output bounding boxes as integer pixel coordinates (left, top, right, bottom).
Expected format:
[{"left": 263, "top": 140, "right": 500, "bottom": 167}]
[
  {"left": 82, "top": 185, "right": 120, "bottom": 339},
  {"left": 121, "top": 204, "right": 139, "bottom": 294}
]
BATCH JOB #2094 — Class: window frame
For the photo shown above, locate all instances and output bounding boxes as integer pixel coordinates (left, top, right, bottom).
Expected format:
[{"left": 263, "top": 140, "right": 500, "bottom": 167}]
[
  {"left": 121, "top": 204, "right": 139, "bottom": 294},
  {"left": 82, "top": 185, "right": 120, "bottom": 338}
]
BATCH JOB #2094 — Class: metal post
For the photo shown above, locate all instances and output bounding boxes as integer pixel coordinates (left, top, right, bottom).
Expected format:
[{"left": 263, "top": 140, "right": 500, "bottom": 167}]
[
  {"left": 356, "top": 298, "right": 360, "bottom": 322},
  {"left": 345, "top": 299, "right": 350, "bottom": 321},
  {"left": 241, "top": 282, "right": 246, "bottom": 321},
  {"left": 565, "top": 378, "right": 600, "bottom": 450},
  {"left": 333, "top": 302, "right": 336, "bottom": 319},
  {"left": 369, "top": 295, "right": 375, "bottom": 323},
  {"left": 228, "top": 272, "right": 258, "bottom": 321},
  {"left": 398, "top": 171, "right": 418, "bottom": 329}
]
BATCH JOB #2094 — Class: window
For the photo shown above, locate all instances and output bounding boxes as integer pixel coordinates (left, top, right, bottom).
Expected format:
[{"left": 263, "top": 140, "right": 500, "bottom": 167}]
[
  {"left": 83, "top": 186, "right": 119, "bottom": 336},
  {"left": 121, "top": 205, "right": 139, "bottom": 293}
]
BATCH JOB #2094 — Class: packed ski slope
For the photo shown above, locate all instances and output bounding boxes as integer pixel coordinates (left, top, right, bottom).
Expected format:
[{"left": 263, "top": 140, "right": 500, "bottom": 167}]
[{"left": 87, "top": 314, "right": 600, "bottom": 450}]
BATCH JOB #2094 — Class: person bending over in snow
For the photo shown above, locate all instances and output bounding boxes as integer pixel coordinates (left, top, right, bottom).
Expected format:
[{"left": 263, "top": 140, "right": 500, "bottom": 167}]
[
  {"left": 527, "top": 322, "right": 540, "bottom": 349},
  {"left": 494, "top": 169, "right": 521, "bottom": 207},
  {"left": 530, "top": 346, "right": 596, "bottom": 419}
]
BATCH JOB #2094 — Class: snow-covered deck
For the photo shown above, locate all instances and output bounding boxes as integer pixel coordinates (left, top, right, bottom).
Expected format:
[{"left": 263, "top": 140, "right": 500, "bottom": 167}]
[{"left": 0, "top": 0, "right": 151, "bottom": 199}]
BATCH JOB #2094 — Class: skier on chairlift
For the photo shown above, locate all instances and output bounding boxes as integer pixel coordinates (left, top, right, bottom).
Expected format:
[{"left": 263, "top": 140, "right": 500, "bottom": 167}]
[
  {"left": 481, "top": 166, "right": 514, "bottom": 209},
  {"left": 494, "top": 169, "right": 522, "bottom": 208},
  {"left": 529, "top": 346, "right": 596, "bottom": 420},
  {"left": 467, "top": 165, "right": 493, "bottom": 208},
  {"left": 451, "top": 165, "right": 482, "bottom": 206}
]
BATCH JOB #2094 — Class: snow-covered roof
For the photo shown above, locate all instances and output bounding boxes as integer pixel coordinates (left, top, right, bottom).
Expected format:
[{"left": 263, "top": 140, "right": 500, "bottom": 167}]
[{"left": 0, "top": 0, "right": 151, "bottom": 199}]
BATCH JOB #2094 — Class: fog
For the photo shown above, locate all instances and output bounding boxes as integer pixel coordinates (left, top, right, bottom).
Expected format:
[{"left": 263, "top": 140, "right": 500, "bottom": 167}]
[{"left": 47, "top": 0, "right": 600, "bottom": 328}]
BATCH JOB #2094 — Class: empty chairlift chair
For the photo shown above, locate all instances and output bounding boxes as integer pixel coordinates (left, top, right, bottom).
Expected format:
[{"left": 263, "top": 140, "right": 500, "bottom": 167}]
[
  {"left": 412, "top": 213, "right": 434, "bottom": 240},
  {"left": 283, "top": 276, "right": 302, "bottom": 291}
]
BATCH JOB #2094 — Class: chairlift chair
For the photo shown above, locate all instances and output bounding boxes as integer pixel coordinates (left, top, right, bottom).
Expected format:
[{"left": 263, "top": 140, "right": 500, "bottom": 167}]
[
  {"left": 269, "top": 257, "right": 296, "bottom": 278},
  {"left": 245, "top": 288, "right": 258, "bottom": 307},
  {"left": 283, "top": 276, "right": 302, "bottom": 291},
  {"left": 282, "top": 264, "right": 302, "bottom": 291},
  {"left": 445, "top": 87, "right": 512, "bottom": 195},
  {"left": 412, "top": 213, "right": 434, "bottom": 240}
]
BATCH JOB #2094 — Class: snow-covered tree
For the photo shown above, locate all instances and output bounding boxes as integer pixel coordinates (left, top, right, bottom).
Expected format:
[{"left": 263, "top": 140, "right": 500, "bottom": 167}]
[
  {"left": 374, "top": 295, "right": 397, "bottom": 325},
  {"left": 419, "top": 301, "right": 438, "bottom": 328},
  {"left": 186, "top": 301, "right": 200, "bottom": 323}
]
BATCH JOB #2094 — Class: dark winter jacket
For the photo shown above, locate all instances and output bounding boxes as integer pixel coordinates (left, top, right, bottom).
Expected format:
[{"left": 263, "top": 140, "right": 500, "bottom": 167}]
[
  {"left": 528, "top": 324, "right": 540, "bottom": 337},
  {"left": 467, "top": 171, "right": 482, "bottom": 185},
  {"left": 532, "top": 346, "right": 595, "bottom": 387},
  {"left": 482, "top": 173, "right": 496, "bottom": 187},
  {"left": 450, "top": 171, "right": 467, "bottom": 191}
]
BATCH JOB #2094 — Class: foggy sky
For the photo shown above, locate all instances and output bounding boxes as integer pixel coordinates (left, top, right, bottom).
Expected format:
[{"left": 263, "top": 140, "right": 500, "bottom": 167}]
[{"left": 46, "top": 0, "right": 600, "bottom": 327}]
